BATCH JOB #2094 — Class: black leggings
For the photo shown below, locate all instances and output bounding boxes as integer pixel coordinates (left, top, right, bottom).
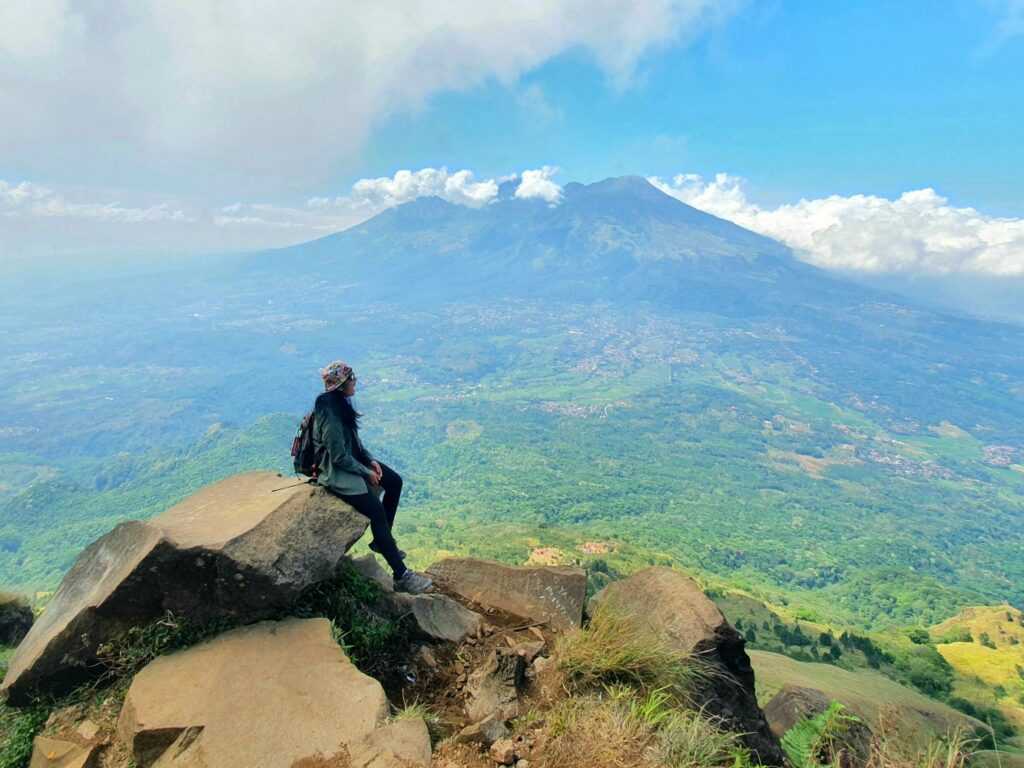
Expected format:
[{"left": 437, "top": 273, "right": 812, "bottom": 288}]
[{"left": 338, "top": 462, "right": 406, "bottom": 578}]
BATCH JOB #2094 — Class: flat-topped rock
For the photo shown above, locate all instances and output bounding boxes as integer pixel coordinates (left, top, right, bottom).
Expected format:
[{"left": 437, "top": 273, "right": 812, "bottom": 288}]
[
  {"left": 426, "top": 558, "right": 585, "bottom": 630},
  {"left": 28, "top": 735, "right": 101, "bottom": 768},
  {"left": 3, "top": 472, "right": 369, "bottom": 702},
  {"left": 592, "top": 567, "right": 785, "bottom": 766},
  {"left": 117, "top": 618, "right": 429, "bottom": 767}
]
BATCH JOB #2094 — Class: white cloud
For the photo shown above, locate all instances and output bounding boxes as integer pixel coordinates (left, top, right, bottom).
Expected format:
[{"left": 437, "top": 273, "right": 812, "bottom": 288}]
[
  {"left": 348, "top": 168, "right": 499, "bottom": 209},
  {"left": 308, "top": 166, "right": 565, "bottom": 214},
  {"left": 14, "top": 165, "right": 1019, "bottom": 280},
  {"left": 648, "top": 173, "right": 1024, "bottom": 276},
  {"left": 515, "top": 166, "right": 563, "bottom": 204},
  {"left": 0, "top": 165, "right": 565, "bottom": 257},
  {"left": 214, "top": 202, "right": 357, "bottom": 232},
  {"left": 0, "top": 0, "right": 82, "bottom": 59},
  {"left": 0, "top": 180, "right": 192, "bottom": 223},
  {"left": 979, "top": 0, "right": 1024, "bottom": 55},
  {"left": 0, "top": 1, "right": 733, "bottom": 185}
]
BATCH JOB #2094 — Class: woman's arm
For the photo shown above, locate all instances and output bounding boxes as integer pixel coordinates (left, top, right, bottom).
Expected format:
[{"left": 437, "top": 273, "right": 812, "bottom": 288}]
[
  {"left": 354, "top": 431, "right": 375, "bottom": 464},
  {"left": 315, "top": 400, "right": 374, "bottom": 478}
]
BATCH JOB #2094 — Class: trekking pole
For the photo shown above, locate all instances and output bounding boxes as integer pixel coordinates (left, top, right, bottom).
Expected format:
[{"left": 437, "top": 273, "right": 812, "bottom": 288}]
[{"left": 271, "top": 478, "right": 313, "bottom": 492}]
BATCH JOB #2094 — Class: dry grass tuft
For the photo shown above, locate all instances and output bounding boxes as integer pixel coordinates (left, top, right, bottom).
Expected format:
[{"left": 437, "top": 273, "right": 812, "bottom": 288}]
[
  {"left": 866, "top": 710, "right": 977, "bottom": 768},
  {"left": 654, "top": 708, "right": 749, "bottom": 768},
  {"left": 535, "top": 687, "right": 748, "bottom": 768},
  {"left": 538, "top": 693, "right": 660, "bottom": 768},
  {"left": 555, "top": 600, "right": 715, "bottom": 703}
]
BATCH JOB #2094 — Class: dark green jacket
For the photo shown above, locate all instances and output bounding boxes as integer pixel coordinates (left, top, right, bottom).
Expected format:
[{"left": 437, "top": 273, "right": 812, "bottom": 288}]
[{"left": 313, "top": 391, "right": 375, "bottom": 495}]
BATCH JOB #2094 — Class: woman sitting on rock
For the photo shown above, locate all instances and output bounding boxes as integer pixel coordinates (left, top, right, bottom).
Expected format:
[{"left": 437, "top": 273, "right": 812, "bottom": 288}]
[{"left": 314, "top": 360, "right": 433, "bottom": 594}]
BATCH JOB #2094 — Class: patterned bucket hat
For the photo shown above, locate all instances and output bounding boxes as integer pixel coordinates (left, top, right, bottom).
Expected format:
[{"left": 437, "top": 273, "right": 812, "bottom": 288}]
[{"left": 320, "top": 360, "right": 353, "bottom": 392}]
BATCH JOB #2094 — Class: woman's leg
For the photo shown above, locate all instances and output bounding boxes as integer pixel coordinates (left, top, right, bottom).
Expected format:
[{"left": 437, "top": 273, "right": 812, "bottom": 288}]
[
  {"left": 339, "top": 491, "right": 406, "bottom": 578},
  {"left": 377, "top": 462, "right": 403, "bottom": 529}
]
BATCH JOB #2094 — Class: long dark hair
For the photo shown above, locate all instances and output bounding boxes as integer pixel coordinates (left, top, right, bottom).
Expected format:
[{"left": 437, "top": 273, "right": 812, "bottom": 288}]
[{"left": 336, "top": 390, "right": 361, "bottom": 430}]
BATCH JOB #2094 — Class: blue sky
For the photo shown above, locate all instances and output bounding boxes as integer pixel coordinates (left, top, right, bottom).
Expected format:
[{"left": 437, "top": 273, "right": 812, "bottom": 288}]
[
  {"left": 1, "top": 0, "right": 1022, "bottom": 275},
  {"left": 357, "top": 1, "right": 1023, "bottom": 214}
]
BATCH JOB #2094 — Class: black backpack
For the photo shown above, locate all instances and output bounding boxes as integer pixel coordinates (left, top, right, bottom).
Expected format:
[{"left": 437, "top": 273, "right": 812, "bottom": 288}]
[{"left": 290, "top": 411, "right": 321, "bottom": 478}]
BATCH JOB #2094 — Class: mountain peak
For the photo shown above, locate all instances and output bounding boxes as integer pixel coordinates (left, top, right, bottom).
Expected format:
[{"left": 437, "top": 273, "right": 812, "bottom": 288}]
[
  {"left": 563, "top": 175, "right": 663, "bottom": 201},
  {"left": 591, "top": 175, "right": 657, "bottom": 191}
]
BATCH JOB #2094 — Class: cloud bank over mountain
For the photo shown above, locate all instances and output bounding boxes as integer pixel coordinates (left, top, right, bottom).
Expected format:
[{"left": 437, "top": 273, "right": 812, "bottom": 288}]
[
  {"left": 5, "top": 166, "right": 1023, "bottom": 282},
  {"left": 0, "top": 167, "right": 566, "bottom": 258},
  {"left": 649, "top": 173, "right": 1024, "bottom": 277},
  {"left": 0, "top": 180, "right": 191, "bottom": 224},
  {"left": 0, "top": 0, "right": 731, "bottom": 185}
]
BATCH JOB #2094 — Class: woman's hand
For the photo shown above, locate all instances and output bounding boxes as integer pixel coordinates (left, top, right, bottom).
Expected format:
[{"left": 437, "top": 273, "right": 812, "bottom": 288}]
[{"left": 369, "top": 461, "right": 383, "bottom": 485}]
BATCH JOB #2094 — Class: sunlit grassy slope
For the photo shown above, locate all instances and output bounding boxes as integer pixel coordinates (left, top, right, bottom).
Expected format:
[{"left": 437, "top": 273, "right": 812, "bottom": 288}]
[
  {"left": 931, "top": 606, "right": 1024, "bottom": 744},
  {"left": 749, "top": 650, "right": 980, "bottom": 747}
]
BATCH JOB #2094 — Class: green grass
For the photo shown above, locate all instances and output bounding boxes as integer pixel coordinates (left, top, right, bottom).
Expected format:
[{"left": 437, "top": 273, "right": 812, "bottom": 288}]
[
  {"left": 0, "top": 701, "right": 47, "bottom": 768},
  {"left": 781, "top": 701, "right": 863, "bottom": 768},
  {"left": 291, "top": 559, "right": 410, "bottom": 675}
]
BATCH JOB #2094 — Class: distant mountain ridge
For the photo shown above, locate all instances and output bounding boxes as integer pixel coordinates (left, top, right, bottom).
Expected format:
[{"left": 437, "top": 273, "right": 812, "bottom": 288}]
[{"left": 250, "top": 176, "right": 863, "bottom": 314}]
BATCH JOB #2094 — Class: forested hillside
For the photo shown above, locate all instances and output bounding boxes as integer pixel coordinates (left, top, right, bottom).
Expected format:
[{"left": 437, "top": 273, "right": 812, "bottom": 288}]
[{"left": 2, "top": 178, "right": 1022, "bottom": 624}]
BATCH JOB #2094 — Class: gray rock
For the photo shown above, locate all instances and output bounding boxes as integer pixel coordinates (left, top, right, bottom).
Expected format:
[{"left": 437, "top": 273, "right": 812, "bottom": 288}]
[
  {"left": 455, "top": 712, "right": 510, "bottom": 746},
  {"left": 763, "top": 684, "right": 834, "bottom": 738},
  {"left": 349, "top": 717, "right": 432, "bottom": 768},
  {"left": 3, "top": 472, "right": 369, "bottom": 702},
  {"left": 764, "top": 685, "right": 873, "bottom": 768},
  {"left": 390, "top": 592, "right": 484, "bottom": 643},
  {"left": 349, "top": 554, "right": 484, "bottom": 643},
  {"left": 465, "top": 649, "right": 526, "bottom": 723},
  {"left": 348, "top": 552, "right": 394, "bottom": 590},
  {"left": 426, "top": 558, "right": 586, "bottom": 629},
  {"left": 591, "top": 567, "right": 786, "bottom": 766},
  {"left": 510, "top": 640, "right": 545, "bottom": 664},
  {"left": 489, "top": 738, "right": 516, "bottom": 765}
]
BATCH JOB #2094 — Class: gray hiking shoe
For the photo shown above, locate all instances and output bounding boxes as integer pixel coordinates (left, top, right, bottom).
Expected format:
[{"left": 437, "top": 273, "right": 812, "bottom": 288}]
[{"left": 394, "top": 570, "right": 433, "bottom": 595}]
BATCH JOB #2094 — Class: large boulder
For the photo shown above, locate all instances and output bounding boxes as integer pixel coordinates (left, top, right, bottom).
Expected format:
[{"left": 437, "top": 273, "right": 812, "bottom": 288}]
[
  {"left": 349, "top": 554, "right": 484, "bottom": 643},
  {"left": 591, "top": 567, "right": 785, "bottom": 766},
  {"left": 0, "top": 592, "right": 34, "bottom": 646},
  {"left": 3, "top": 472, "right": 368, "bottom": 702},
  {"left": 117, "top": 618, "right": 430, "bottom": 767},
  {"left": 426, "top": 558, "right": 586, "bottom": 630}
]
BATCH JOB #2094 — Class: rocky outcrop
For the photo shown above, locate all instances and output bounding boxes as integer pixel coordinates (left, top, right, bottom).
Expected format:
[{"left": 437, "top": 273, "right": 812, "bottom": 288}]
[
  {"left": 764, "top": 684, "right": 834, "bottom": 737},
  {"left": 591, "top": 567, "right": 785, "bottom": 766},
  {"left": 764, "top": 685, "right": 873, "bottom": 768},
  {"left": 0, "top": 593, "right": 33, "bottom": 647},
  {"left": 4, "top": 472, "right": 368, "bottom": 702},
  {"left": 426, "top": 558, "right": 586, "bottom": 630},
  {"left": 116, "top": 618, "right": 430, "bottom": 768},
  {"left": 349, "top": 554, "right": 484, "bottom": 643},
  {"left": 455, "top": 712, "right": 510, "bottom": 746},
  {"left": 351, "top": 718, "right": 433, "bottom": 768},
  {"left": 465, "top": 648, "right": 527, "bottom": 722}
]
